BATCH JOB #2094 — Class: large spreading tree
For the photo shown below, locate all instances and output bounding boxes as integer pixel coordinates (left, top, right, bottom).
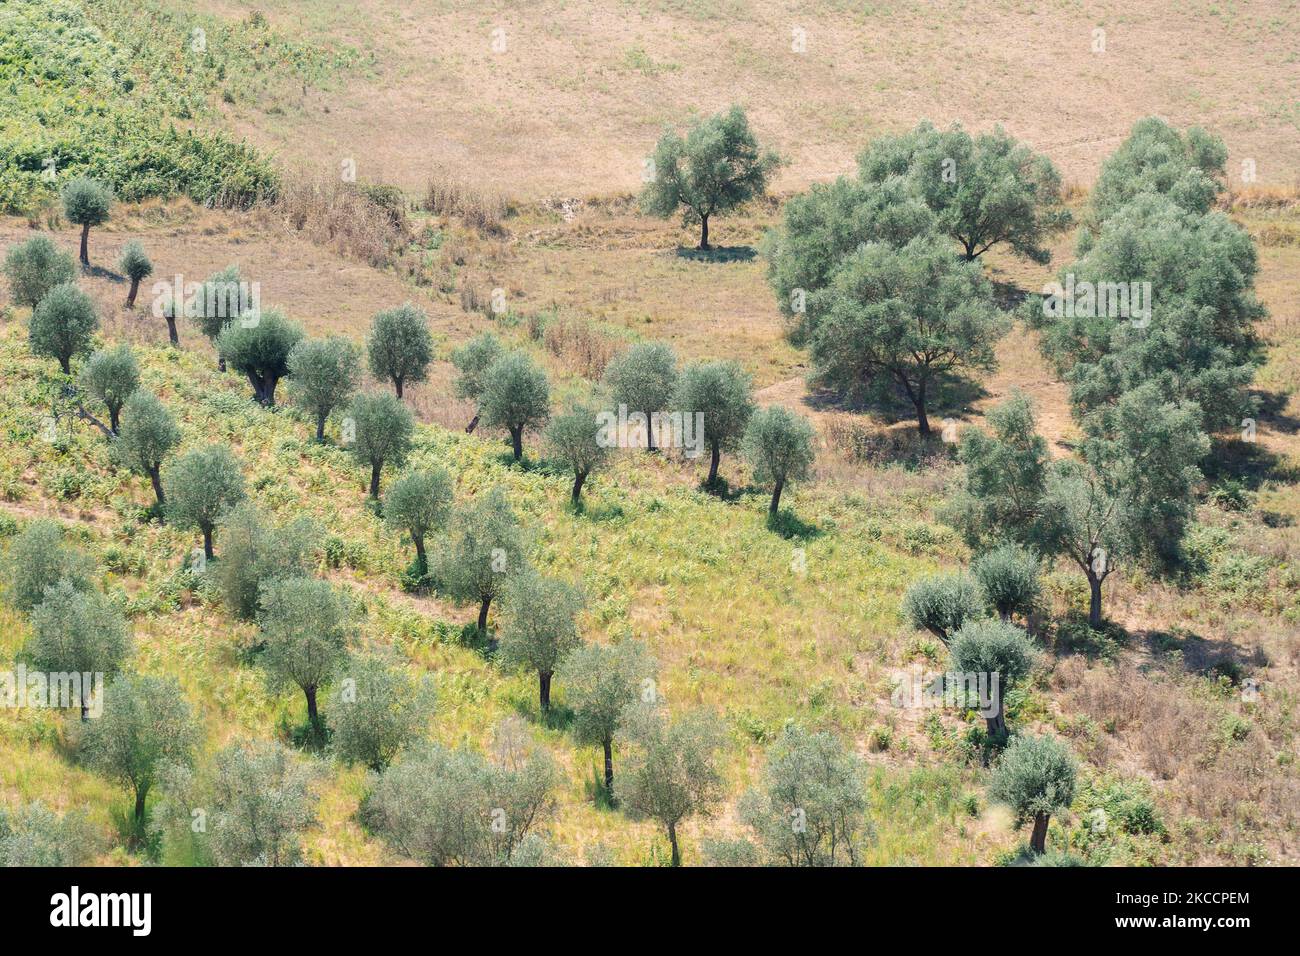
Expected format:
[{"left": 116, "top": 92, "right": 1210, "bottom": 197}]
[{"left": 809, "top": 234, "right": 1005, "bottom": 435}]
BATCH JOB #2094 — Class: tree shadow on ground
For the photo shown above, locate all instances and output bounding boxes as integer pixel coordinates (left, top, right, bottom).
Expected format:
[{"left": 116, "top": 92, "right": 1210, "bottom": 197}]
[
  {"left": 1141, "top": 628, "right": 1268, "bottom": 683},
  {"left": 511, "top": 695, "right": 574, "bottom": 732},
  {"left": 673, "top": 245, "right": 756, "bottom": 263},
  {"left": 84, "top": 264, "right": 122, "bottom": 282},
  {"left": 1203, "top": 434, "right": 1300, "bottom": 490},
  {"left": 765, "top": 507, "right": 822, "bottom": 540}
]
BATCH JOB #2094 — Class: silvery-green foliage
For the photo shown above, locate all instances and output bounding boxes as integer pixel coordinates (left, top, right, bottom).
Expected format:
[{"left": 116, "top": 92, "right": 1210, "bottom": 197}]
[
  {"left": 330, "top": 654, "right": 435, "bottom": 772},
  {"left": 1, "top": 519, "right": 95, "bottom": 614},
  {"left": 901, "top": 572, "right": 984, "bottom": 642}
]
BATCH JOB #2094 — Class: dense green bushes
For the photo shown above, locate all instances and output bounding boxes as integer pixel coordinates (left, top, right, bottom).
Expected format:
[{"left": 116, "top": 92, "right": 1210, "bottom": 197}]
[{"left": 0, "top": 0, "right": 366, "bottom": 213}]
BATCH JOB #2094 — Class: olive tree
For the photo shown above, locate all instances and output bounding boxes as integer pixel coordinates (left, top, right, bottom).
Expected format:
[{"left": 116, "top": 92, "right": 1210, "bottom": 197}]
[
  {"left": 673, "top": 359, "right": 754, "bottom": 486},
  {"left": 112, "top": 391, "right": 181, "bottom": 507},
  {"left": 857, "top": 121, "right": 1071, "bottom": 263},
  {"left": 557, "top": 640, "right": 657, "bottom": 794},
  {"left": 346, "top": 392, "right": 414, "bottom": 499},
  {"left": 383, "top": 466, "right": 454, "bottom": 571},
  {"left": 1, "top": 519, "right": 95, "bottom": 614},
  {"left": 29, "top": 282, "right": 97, "bottom": 374},
  {"left": 62, "top": 177, "right": 112, "bottom": 267},
  {"left": 119, "top": 241, "right": 153, "bottom": 308},
  {"left": 901, "top": 572, "right": 984, "bottom": 643},
  {"left": 545, "top": 404, "right": 611, "bottom": 506},
  {"left": 286, "top": 336, "right": 361, "bottom": 440},
  {"left": 0, "top": 803, "right": 97, "bottom": 867},
  {"left": 361, "top": 722, "right": 557, "bottom": 866},
  {"left": 733, "top": 724, "right": 870, "bottom": 866},
  {"left": 163, "top": 444, "right": 247, "bottom": 559},
  {"left": 451, "top": 332, "right": 504, "bottom": 431},
  {"left": 742, "top": 405, "right": 816, "bottom": 518},
  {"left": 189, "top": 265, "right": 249, "bottom": 370},
  {"left": 78, "top": 674, "right": 199, "bottom": 839},
  {"left": 3, "top": 236, "right": 76, "bottom": 308},
  {"left": 79, "top": 344, "right": 139, "bottom": 434},
  {"left": 218, "top": 308, "right": 304, "bottom": 407},
  {"left": 479, "top": 351, "right": 550, "bottom": 461},
  {"left": 989, "top": 733, "right": 1077, "bottom": 854},
  {"left": 28, "top": 580, "right": 132, "bottom": 720},
  {"left": 603, "top": 342, "right": 677, "bottom": 451},
  {"left": 615, "top": 705, "right": 726, "bottom": 866},
  {"left": 809, "top": 234, "right": 1005, "bottom": 434},
  {"left": 948, "top": 619, "right": 1038, "bottom": 738},
  {"left": 330, "top": 654, "right": 436, "bottom": 772},
  {"left": 439, "top": 487, "right": 528, "bottom": 635},
  {"left": 972, "top": 544, "right": 1040, "bottom": 622},
  {"left": 641, "top": 105, "right": 781, "bottom": 250},
  {"left": 499, "top": 570, "right": 584, "bottom": 712},
  {"left": 258, "top": 576, "right": 355, "bottom": 741},
  {"left": 367, "top": 303, "right": 434, "bottom": 399},
  {"left": 213, "top": 503, "right": 317, "bottom": 621},
  {"left": 1089, "top": 117, "right": 1227, "bottom": 222},
  {"left": 154, "top": 739, "right": 319, "bottom": 866}
]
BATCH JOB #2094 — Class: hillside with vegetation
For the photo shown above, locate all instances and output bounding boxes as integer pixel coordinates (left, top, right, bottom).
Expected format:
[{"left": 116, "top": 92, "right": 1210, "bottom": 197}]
[{"left": 1, "top": 0, "right": 1298, "bottom": 868}]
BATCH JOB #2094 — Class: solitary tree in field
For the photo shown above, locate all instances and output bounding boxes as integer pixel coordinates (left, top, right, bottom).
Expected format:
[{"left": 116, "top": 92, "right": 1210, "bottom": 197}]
[
  {"left": 545, "top": 404, "right": 611, "bottom": 506},
  {"left": 972, "top": 544, "right": 1040, "bottom": 622},
  {"left": 331, "top": 654, "right": 436, "bottom": 772},
  {"left": 163, "top": 444, "right": 247, "bottom": 559},
  {"left": 112, "top": 391, "right": 181, "bottom": 507},
  {"left": 3, "top": 236, "right": 76, "bottom": 308},
  {"left": 558, "top": 640, "right": 658, "bottom": 795},
  {"left": 347, "top": 392, "right": 414, "bottom": 499},
  {"left": 641, "top": 106, "right": 781, "bottom": 250},
  {"left": 286, "top": 336, "right": 361, "bottom": 440},
  {"left": 28, "top": 580, "right": 132, "bottom": 720},
  {"left": 857, "top": 121, "right": 1071, "bottom": 263},
  {"left": 214, "top": 503, "right": 317, "bottom": 621},
  {"left": 383, "top": 467, "right": 454, "bottom": 572},
  {"left": 810, "top": 234, "right": 1005, "bottom": 434},
  {"left": 947, "top": 618, "right": 1038, "bottom": 739},
  {"left": 439, "top": 487, "right": 527, "bottom": 635},
  {"left": 742, "top": 405, "right": 816, "bottom": 518},
  {"left": 79, "top": 674, "right": 199, "bottom": 841},
  {"left": 62, "top": 177, "right": 112, "bottom": 267},
  {"left": 155, "top": 740, "right": 319, "bottom": 866},
  {"left": 732, "top": 724, "right": 870, "bottom": 866},
  {"left": 1, "top": 519, "right": 95, "bottom": 614},
  {"left": 989, "top": 733, "right": 1077, "bottom": 855},
  {"left": 603, "top": 342, "right": 677, "bottom": 451},
  {"left": 615, "top": 705, "right": 725, "bottom": 867},
  {"left": 479, "top": 351, "right": 550, "bottom": 461},
  {"left": 119, "top": 241, "right": 153, "bottom": 308},
  {"left": 901, "top": 572, "right": 984, "bottom": 643},
  {"left": 362, "top": 728, "right": 557, "bottom": 866},
  {"left": 218, "top": 309, "right": 303, "bottom": 407},
  {"left": 79, "top": 344, "right": 139, "bottom": 434},
  {"left": 29, "top": 282, "right": 97, "bottom": 374},
  {"left": 673, "top": 359, "right": 754, "bottom": 487},
  {"left": 451, "top": 332, "right": 504, "bottom": 431},
  {"left": 367, "top": 303, "right": 434, "bottom": 399},
  {"left": 259, "top": 576, "right": 355, "bottom": 742},
  {"left": 499, "top": 570, "right": 584, "bottom": 712}
]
